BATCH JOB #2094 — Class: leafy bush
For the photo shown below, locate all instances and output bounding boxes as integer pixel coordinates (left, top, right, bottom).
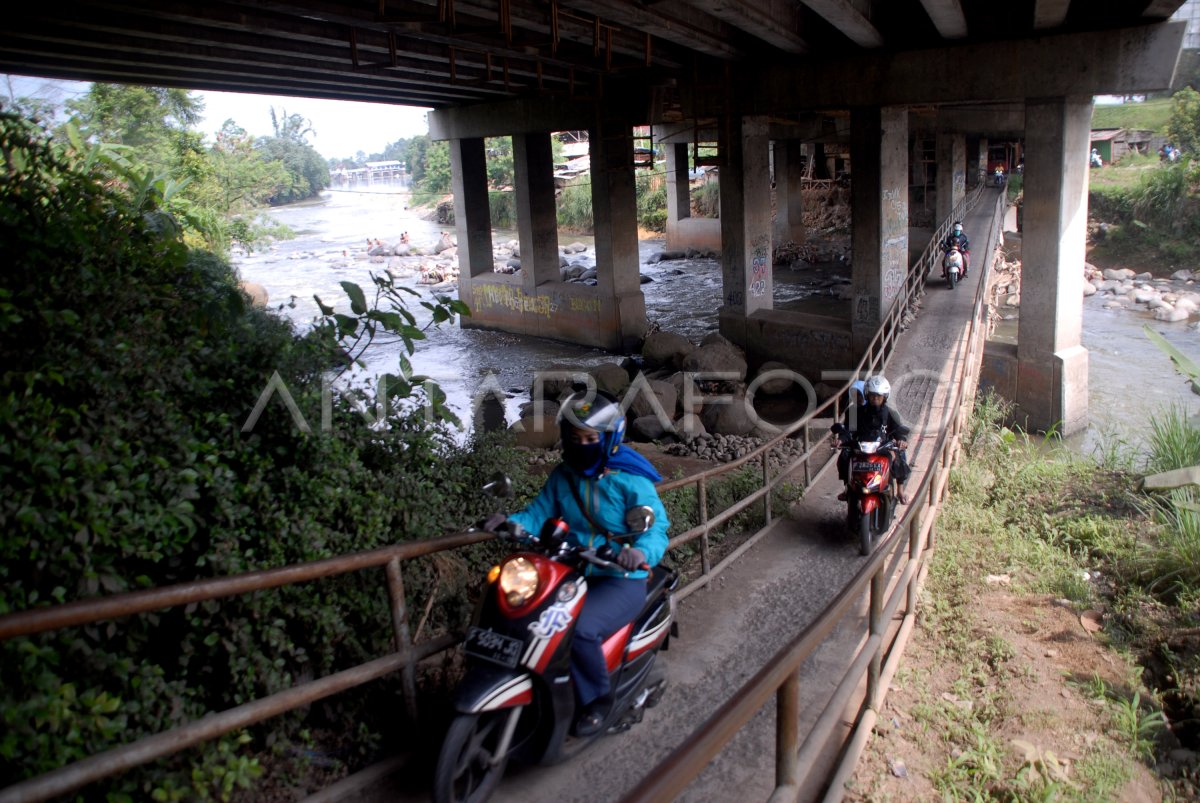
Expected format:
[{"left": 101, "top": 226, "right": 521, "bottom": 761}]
[
  {"left": 0, "top": 111, "right": 526, "bottom": 798},
  {"left": 556, "top": 178, "right": 593, "bottom": 232},
  {"left": 636, "top": 171, "right": 667, "bottom": 232},
  {"left": 693, "top": 180, "right": 720, "bottom": 218}
]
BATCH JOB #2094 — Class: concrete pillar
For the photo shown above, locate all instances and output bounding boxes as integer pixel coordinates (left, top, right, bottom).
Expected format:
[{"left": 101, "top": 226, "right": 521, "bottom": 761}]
[
  {"left": 977, "top": 137, "right": 990, "bottom": 186},
  {"left": 449, "top": 137, "right": 494, "bottom": 279},
  {"left": 935, "top": 131, "right": 966, "bottom": 224},
  {"left": 850, "top": 106, "right": 908, "bottom": 350},
  {"left": 719, "top": 115, "right": 773, "bottom": 318},
  {"left": 773, "top": 140, "right": 806, "bottom": 246},
  {"left": 665, "top": 142, "right": 691, "bottom": 249},
  {"left": 590, "top": 115, "right": 647, "bottom": 349},
  {"left": 811, "top": 141, "right": 830, "bottom": 179},
  {"left": 512, "top": 132, "right": 559, "bottom": 287},
  {"left": 1016, "top": 97, "right": 1090, "bottom": 435}
]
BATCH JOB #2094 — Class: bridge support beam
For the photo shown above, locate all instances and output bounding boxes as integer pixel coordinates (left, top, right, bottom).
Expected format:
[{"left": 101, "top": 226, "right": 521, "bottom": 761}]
[
  {"left": 850, "top": 106, "right": 909, "bottom": 352},
  {"left": 1015, "top": 97, "right": 1090, "bottom": 435},
  {"left": 719, "top": 115, "right": 774, "bottom": 317},
  {"left": 773, "top": 140, "right": 807, "bottom": 247},
  {"left": 449, "top": 137, "right": 494, "bottom": 279},
  {"left": 935, "top": 131, "right": 965, "bottom": 224},
  {"left": 447, "top": 119, "right": 646, "bottom": 351},
  {"left": 513, "top": 132, "right": 560, "bottom": 285}
]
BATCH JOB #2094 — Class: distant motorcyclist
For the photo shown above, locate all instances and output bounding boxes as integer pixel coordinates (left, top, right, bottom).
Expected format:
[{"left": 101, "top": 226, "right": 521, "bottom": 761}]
[
  {"left": 833, "top": 375, "right": 912, "bottom": 504},
  {"left": 943, "top": 221, "right": 970, "bottom": 279}
]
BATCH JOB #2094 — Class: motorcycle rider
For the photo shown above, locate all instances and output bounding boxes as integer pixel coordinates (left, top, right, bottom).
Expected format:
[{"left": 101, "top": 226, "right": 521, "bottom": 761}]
[
  {"left": 487, "top": 389, "right": 669, "bottom": 737},
  {"left": 833, "top": 375, "right": 912, "bottom": 504},
  {"left": 943, "top": 221, "right": 970, "bottom": 279}
]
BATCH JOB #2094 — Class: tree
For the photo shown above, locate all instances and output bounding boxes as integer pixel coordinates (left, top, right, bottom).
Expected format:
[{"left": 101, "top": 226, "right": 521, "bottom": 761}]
[
  {"left": 1167, "top": 87, "right": 1200, "bottom": 156},
  {"left": 255, "top": 135, "right": 330, "bottom": 204},
  {"left": 268, "top": 107, "right": 315, "bottom": 145}
]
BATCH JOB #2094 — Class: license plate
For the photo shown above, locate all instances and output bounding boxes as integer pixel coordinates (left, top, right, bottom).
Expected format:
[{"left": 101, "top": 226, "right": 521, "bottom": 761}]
[
  {"left": 852, "top": 461, "right": 878, "bottom": 472},
  {"left": 464, "top": 626, "right": 523, "bottom": 668}
]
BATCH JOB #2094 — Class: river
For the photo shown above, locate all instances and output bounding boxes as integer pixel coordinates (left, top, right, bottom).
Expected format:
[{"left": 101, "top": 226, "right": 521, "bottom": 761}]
[{"left": 234, "top": 188, "right": 1198, "bottom": 454}]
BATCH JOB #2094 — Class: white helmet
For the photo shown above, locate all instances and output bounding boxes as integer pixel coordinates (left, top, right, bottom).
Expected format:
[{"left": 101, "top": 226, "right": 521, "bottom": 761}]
[
  {"left": 952, "top": 222, "right": 963, "bottom": 235},
  {"left": 864, "top": 375, "right": 891, "bottom": 398}
]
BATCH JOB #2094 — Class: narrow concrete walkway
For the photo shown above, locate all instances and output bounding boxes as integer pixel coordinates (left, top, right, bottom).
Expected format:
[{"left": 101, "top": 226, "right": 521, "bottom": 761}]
[{"left": 349, "top": 188, "right": 1007, "bottom": 803}]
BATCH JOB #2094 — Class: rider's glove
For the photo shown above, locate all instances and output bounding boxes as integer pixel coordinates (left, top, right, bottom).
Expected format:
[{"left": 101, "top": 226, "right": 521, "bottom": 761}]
[
  {"left": 478, "top": 513, "right": 527, "bottom": 541},
  {"left": 616, "top": 546, "right": 647, "bottom": 571}
]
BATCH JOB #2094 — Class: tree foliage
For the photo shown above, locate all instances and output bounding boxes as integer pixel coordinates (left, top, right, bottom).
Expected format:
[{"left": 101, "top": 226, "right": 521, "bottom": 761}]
[
  {"left": 0, "top": 110, "right": 522, "bottom": 799},
  {"left": 1167, "top": 87, "right": 1200, "bottom": 157}
]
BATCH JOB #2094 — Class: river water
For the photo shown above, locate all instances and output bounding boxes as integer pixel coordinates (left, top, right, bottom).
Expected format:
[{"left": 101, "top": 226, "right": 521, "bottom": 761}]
[{"left": 234, "top": 188, "right": 1199, "bottom": 454}]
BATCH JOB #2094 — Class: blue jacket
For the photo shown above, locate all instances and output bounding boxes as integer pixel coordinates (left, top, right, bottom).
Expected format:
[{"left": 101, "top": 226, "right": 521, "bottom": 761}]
[{"left": 508, "top": 464, "right": 670, "bottom": 580}]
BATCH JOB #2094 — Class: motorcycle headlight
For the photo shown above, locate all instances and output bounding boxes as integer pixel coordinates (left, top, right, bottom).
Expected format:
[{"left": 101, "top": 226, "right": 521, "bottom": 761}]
[{"left": 499, "top": 557, "right": 540, "bottom": 608}]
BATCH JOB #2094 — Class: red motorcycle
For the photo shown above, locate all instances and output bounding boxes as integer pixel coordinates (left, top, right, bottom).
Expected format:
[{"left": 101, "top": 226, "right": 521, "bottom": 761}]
[
  {"left": 433, "top": 483, "right": 678, "bottom": 803},
  {"left": 833, "top": 425, "right": 899, "bottom": 555}
]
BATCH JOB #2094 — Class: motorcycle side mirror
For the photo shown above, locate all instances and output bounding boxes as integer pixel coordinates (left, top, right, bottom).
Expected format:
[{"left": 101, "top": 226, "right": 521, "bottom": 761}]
[
  {"left": 831, "top": 422, "right": 847, "bottom": 435},
  {"left": 624, "top": 505, "right": 655, "bottom": 534},
  {"left": 481, "top": 474, "right": 514, "bottom": 499}
]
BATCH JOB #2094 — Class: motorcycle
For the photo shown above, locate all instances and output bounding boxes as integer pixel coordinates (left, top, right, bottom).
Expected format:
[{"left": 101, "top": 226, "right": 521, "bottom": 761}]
[
  {"left": 833, "top": 424, "right": 899, "bottom": 555},
  {"left": 941, "top": 248, "right": 963, "bottom": 289},
  {"left": 433, "top": 480, "right": 679, "bottom": 803}
]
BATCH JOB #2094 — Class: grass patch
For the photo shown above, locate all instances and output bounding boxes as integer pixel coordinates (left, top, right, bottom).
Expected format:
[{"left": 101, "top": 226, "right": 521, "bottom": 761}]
[{"left": 1091, "top": 98, "right": 1173, "bottom": 132}]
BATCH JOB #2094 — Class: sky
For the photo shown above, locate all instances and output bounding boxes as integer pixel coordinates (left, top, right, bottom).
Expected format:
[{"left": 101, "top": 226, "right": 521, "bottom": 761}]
[{"left": 2, "top": 74, "right": 432, "bottom": 160}]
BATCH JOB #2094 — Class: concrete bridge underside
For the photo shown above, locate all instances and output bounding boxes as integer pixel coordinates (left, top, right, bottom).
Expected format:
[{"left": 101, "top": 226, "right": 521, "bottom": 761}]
[
  {"left": 1, "top": 2, "right": 1188, "bottom": 433},
  {"left": 429, "top": 22, "right": 1181, "bottom": 434}
]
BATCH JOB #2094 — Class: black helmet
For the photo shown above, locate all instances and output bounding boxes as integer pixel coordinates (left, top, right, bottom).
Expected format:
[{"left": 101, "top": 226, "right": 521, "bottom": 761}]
[{"left": 558, "top": 390, "right": 627, "bottom": 477}]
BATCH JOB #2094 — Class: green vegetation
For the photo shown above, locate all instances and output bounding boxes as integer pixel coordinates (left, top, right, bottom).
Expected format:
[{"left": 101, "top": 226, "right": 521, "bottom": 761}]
[
  {"left": 0, "top": 111, "right": 528, "bottom": 799},
  {"left": 886, "top": 393, "right": 1200, "bottom": 800},
  {"left": 1091, "top": 97, "right": 1174, "bottom": 133},
  {"left": 1087, "top": 89, "right": 1200, "bottom": 269}
]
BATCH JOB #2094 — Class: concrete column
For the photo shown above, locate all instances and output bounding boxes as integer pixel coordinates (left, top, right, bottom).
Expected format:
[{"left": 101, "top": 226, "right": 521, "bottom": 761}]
[
  {"left": 719, "top": 115, "right": 773, "bottom": 318},
  {"left": 977, "top": 137, "right": 990, "bottom": 185},
  {"left": 1016, "top": 97, "right": 1090, "bottom": 435},
  {"left": 935, "top": 131, "right": 966, "bottom": 224},
  {"left": 665, "top": 142, "right": 691, "bottom": 249},
  {"left": 449, "top": 137, "right": 493, "bottom": 279},
  {"left": 772, "top": 140, "right": 806, "bottom": 246},
  {"left": 512, "top": 132, "right": 559, "bottom": 287},
  {"left": 811, "top": 141, "right": 830, "bottom": 179},
  {"left": 590, "top": 116, "right": 647, "bottom": 349},
  {"left": 850, "top": 106, "right": 908, "bottom": 350}
]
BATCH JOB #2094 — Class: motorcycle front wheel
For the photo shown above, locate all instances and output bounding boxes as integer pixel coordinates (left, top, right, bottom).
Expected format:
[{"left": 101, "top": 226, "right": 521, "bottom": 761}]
[
  {"left": 433, "top": 710, "right": 514, "bottom": 803},
  {"left": 948, "top": 270, "right": 958, "bottom": 289},
  {"left": 858, "top": 509, "right": 872, "bottom": 556}
]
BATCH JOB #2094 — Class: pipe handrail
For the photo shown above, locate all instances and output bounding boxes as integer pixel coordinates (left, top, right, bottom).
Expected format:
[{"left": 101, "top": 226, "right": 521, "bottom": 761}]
[
  {"left": 620, "top": 185, "right": 1006, "bottom": 803},
  {"left": 0, "top": 186, "right": 999, "bottom": 803}
]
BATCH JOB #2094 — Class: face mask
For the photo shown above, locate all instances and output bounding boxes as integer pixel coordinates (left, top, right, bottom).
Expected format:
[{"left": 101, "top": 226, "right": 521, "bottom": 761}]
[{"left": 564, "top": 440, "right": 606, "bottom": 477}]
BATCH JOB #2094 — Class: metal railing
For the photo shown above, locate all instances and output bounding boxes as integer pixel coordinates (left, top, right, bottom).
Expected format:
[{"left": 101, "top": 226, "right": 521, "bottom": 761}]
[
  {"left": 620, "top": 185, "right": 1007, "bottom": 803},
  {"left": 0, "top": 186, "right": 997, "bottom": 803}
]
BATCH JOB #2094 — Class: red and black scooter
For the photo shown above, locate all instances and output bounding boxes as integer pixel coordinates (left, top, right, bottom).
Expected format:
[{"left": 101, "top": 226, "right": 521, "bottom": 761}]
[
  {"left": 433, "top": 480, "right": 678, "bottom": 803},
  {"left": 833, "top": 424, "right": 899, "bottom": 556}
]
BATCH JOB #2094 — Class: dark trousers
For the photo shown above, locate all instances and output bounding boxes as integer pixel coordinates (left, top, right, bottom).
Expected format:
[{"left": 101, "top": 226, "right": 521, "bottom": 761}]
[{"left": 572, "top": 575, "right": 646, "bottom": 706}]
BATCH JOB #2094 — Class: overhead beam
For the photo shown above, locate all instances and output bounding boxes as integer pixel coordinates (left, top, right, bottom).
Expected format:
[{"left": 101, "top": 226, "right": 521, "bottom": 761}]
[
  {"left": 935, "top": 104, "right": 1026, "bottom": 137},
  {"left": 556, "top": 0, "right": 746, "bottom": 59},
  {"left": 918, "top": 0, "right": 967, "bottom": 40},
  {"left": 685, "top": 0, "right": 808, "bottom": 54},
  {"left": 1144, "top": 1, "right": 1188, "bottom": 19},
  {"left": 1033, "top": 0, "right": 1071, "bottom": 30},
  {"left": 429, "top": 96, "right": 603, "bottom": 138},
  {"left": 744, "top": 22, "right": 1185, "bottom": 112},
  {"left": 799, "top": 0, "right": 883, "bottom": 48}
]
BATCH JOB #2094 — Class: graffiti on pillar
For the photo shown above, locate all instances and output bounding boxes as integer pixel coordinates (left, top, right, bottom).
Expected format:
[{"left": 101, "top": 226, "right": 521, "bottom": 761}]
[
  {"left": 726, "top": 289, "right": 745, "bottom": 308},
  {"left": 881, "top": 187, "right": 908, "bottom": 306},
  {"left": 471, "top": 284, "right": 559, "bottom": 318},
  {"left": 569, "top": 297, "right": 603, "bottom": 314},
  {"left": 749, "top": 236, "right": 769, "bottom": 297},
  {"left": 953, "top": 169, "right": 966, "bottom": 201},
  {"left": 854, "top": 293, "right": 879, "bottom": 324}
]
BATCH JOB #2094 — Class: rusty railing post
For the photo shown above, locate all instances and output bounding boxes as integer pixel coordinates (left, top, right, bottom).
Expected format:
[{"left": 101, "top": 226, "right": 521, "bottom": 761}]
[
  {"left": 385, "top": 557, "right": 419, "bottom": 722},
  {"left": 776, "top": 668, "right": 800, "bottom": 789}
]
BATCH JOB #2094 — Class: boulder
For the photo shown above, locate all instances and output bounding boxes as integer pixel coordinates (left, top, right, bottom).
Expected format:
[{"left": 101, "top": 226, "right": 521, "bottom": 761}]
[
  {"left": 240, "top": 281, "right": 269, "bottom": 307},
  {"left": 701, "top": 392, "right": 756, "bottom": 437},
  {"left": 1103, "top": 267, "right": 1135, "bottom": 281},
  {"left": 682, "top": 343, "right": 748, "bottom": 383},
  {"left": 589, "top": 362, "right": 632, "bottom": 396},
  {"left": 629, "top": 415, "right": 668, "bottom": 442},
  {"left": 508, "top": 409, "right": 560, "bottom": 450},
  {"left": 563, "top": 242, "right": 588, "bottom": 254},
  {"left": 752, "top": 361, "right": 794, "bottom": 395},
  {"left": 669, "top": 371, "right": 703, "bottom": 415},
  {"left": 699, "top": 332, "right": 739, "bottom": 352},
  {"left": 1134, "top": 272, "right": 1154, "bottom": 282},
  {"left": 1176, "top": 297, "right": 1198, "bottom": 314},
  {"left": 675, "top": 413, "right": 707, "bottom": 442},
  {"left": 627, "top": 378, "right": 678, "bottom": 421},
  {"left": 1172, "top": 269, "right": 1194, "bottom": 281},
  {"left": 642, "top": 331, "right": 695, "bottom": 370},
  {"left": 1156, "top": 306, "right": 1191, "bottom": 322},
  {"left": 531, "top": 365, "right": 591, "bottom": 401},
  {"left": 1082, "top": 282, "right": 1097, "bottom": 297}
]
